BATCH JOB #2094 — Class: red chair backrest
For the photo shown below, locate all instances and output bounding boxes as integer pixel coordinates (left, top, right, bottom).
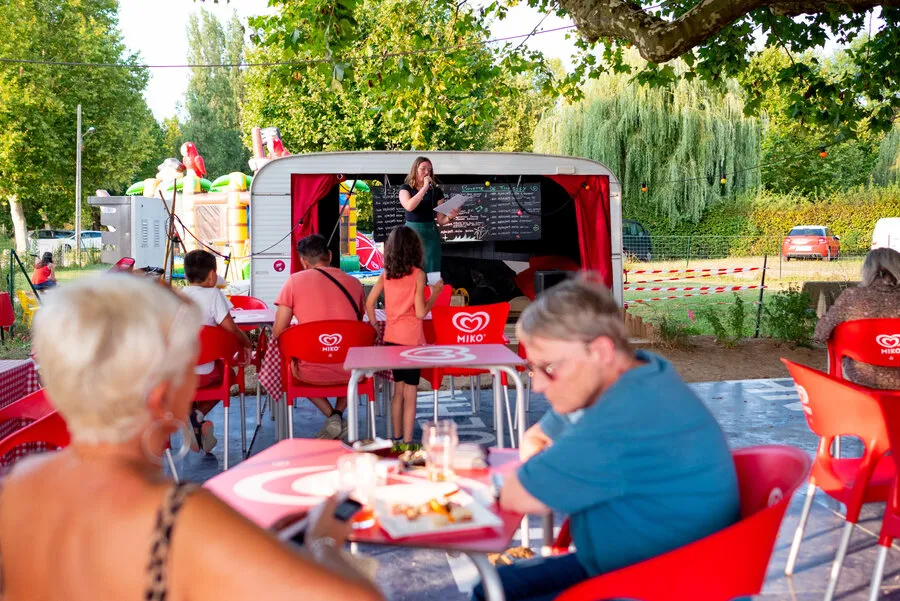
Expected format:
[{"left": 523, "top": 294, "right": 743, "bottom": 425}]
[
  {"left": 109, "top": 257, "right": 135, "bottom": 273},
  {"left": 0, "top": 411, "right": 70, "bottom": 475},
  {"left": 0, "top": 292, "right": 15, "bottom": 329},
  {"left": 829, "top": 318, "right": 900, "bottom": 379},
  {"left": 197, "top": 325, "right": 243, "bottom": 366},
  {"left": 280, "top": 320, "right": 376, "bottom": 366},
  {"left": 424, "top": 285, "right": 452, "bottom": 307},
  {"left": 229, "top": 295, "right": 269, "bottom": 311},
  {"left": 0, "top": 389, "right": 54, "bottom": 441},
  {"left": 554, "top": 445, "right": 810, "bottom": 601},
  {"left": 432, "top": 303, "right": 510, "bottom": 346}
]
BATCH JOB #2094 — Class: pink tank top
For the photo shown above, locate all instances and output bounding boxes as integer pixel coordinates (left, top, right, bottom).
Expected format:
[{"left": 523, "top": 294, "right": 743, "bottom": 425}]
[{"left": 384, "top": 268, "right": 425, "bottom": 346}]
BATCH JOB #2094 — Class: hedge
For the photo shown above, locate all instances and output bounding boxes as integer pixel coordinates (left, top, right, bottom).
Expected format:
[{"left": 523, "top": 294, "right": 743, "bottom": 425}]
[{"left": 624, "top": 184, "right": 900, "bottom": 255}]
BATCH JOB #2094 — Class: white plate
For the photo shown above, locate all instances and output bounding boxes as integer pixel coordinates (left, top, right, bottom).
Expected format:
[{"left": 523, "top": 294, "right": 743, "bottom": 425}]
[{"left": 374, "top": 482, "right": 503, "bottom": 539}]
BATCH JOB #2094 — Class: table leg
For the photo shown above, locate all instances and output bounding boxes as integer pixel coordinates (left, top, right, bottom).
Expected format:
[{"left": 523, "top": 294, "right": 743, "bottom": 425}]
[
  {"left": 491, "top": 369, "right": 504, "bottom": 449},
  {"left": 385, "top": 380, "right": 394, "bottom": 440},
  {"left": 520, "top": 515, "right": 530, "bottom": 550},
  {"left": 541, "top": 514, "right": 555, "bottom": 556},
  {"left": 496, "top": 367, "right": 526, "bottom": 450},
  {"left": 469, "top": 553, "right": 506, "bottom": 601},
  {"left": 347, "top": 369, "right": 362, "bottom": 442}
]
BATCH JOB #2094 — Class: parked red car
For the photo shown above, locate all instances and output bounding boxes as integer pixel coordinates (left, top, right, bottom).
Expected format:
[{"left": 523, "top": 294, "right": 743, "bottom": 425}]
[{"left": 782, "top": 225, "right": 841, "bottom": 261}]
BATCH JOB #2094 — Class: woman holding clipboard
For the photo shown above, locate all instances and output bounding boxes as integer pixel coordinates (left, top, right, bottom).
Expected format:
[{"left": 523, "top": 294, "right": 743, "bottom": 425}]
[{"left": 399, "top": 156, "right": 460, "bottom": 276}]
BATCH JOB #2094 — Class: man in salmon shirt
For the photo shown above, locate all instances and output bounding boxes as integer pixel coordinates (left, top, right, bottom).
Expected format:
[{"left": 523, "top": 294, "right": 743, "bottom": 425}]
[{"left": 273, "top": 234, "right": 366, "bottom": 439}]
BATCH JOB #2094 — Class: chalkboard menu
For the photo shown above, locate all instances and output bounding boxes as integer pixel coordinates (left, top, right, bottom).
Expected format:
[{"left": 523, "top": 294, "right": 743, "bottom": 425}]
[{"left": 372, "top": 182, "right": 542, "bottom": 243}]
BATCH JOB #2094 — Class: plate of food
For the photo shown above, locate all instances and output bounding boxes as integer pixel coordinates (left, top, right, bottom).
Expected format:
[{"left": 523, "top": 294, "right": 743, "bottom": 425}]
[{"left": 374, "top": 481, "right": 503, "bottom": 539}]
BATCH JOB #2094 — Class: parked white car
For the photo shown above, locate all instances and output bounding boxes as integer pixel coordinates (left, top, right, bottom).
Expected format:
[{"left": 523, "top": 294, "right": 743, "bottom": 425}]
[
  {"left": 60, "top": 230, "right": 103, "bottom": 252},
  {"left": 872, "top": 218, "right": 900, "bottom": 252}
]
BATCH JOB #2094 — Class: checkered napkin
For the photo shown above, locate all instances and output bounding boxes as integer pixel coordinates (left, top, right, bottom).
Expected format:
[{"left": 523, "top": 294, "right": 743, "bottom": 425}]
[{"left": 0, "top": 359, "right": 42, "bottom": 410}]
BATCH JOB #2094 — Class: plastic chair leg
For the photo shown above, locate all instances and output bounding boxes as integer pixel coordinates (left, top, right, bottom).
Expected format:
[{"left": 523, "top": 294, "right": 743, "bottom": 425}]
[
  {"left": 165, "top": 449, "right": 179, "bottom": 483},
  {"left": 869, "top": 545, "right": 890, "bottom": 601},
  {"left": 824, "top": 522, "right": 855, "bottom": 601},
  {"left": 239, "top": 393, "right": 247, "bottom": 455},
  {"left": 224, "top": 405, "right": 230, "bottom": 470},
  {"left": 785, "top": 482, "right": 816, "bottom": 575},
  {"left": 368, "top": 396, "right": 377, "bottom": 439},
  {"left": 288, "top": 404, "right": 295, "bottom": 438},
  {"left": 502, "top": 385, "right": 516, "bottom": 447},
  {"left": 433, "top": 389, "right": 439, "bottom": 421},
  {"left": 470, "top": 376, "right": 477, "bottom": 415}
]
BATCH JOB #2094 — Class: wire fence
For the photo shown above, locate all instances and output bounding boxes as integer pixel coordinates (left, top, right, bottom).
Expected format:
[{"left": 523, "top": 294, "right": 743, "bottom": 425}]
[{"left": 623, "top": 235, "right": 870, "bottom": 336}]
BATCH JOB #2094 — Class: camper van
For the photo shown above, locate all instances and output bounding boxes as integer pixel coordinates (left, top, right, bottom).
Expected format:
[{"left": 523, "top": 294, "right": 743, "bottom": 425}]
[
  {"left": 248, "top": 151, "right": 623, "bottom": 306},
  {"left": 872, "top": 218, "right": 900, "bottom": 252}
]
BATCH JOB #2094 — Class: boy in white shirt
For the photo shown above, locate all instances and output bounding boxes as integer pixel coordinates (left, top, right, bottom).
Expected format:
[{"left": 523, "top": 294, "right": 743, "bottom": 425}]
[{"left": 181, "top": 250, "right": 253, "bottom": 453}]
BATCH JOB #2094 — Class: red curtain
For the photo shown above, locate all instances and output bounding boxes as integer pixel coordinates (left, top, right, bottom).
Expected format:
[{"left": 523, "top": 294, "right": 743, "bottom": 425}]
[
  {"left": 545, "top": 174, "right": 612, "bottom": 288},
  {"left": 290, "top": 174, "right": 339, "bottom": 272}
]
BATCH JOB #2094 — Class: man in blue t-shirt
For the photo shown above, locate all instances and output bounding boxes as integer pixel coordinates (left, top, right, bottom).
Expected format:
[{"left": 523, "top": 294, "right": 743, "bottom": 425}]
[{"left": 473, "top": 279, "right": 740, "bottom": 601}]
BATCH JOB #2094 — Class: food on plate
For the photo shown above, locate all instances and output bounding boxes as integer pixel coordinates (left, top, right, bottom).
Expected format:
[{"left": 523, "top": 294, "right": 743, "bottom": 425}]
[
  {"left": 352, "top": 438, "right": 393, "bottom": 453},
  {"left": 398, "top": 448, "right": 427, "bottom": 469},
  {"left": 390, "top": 492, "right": 474, "bottom": 525}
]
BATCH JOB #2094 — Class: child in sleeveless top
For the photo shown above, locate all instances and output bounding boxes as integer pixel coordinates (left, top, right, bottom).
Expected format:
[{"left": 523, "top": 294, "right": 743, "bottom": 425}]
[{"left": 365, "top": 225, "right": 444, "bottom": 444}]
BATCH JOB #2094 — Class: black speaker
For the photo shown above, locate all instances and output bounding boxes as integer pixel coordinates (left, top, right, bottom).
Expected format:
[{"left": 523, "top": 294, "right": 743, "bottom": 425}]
[{"left": 534, "top": 270, "right": 572, "bottom": 296}]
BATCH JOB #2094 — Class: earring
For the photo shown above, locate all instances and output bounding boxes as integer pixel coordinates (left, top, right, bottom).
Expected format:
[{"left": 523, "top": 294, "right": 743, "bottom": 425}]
[{"left": 141, "top": 412, "right": 193, "bottom": 466}]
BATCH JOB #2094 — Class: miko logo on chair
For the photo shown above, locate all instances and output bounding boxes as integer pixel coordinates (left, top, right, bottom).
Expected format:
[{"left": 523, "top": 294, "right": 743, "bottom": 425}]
[
  {"left": 318, "top": 333, "right": 343, "bottom": 353},
  {"left": 451, "top": 311, "right": 490, "bottom": 343},
  {"left": 876, "top": 334, "right": 900, "bottom": 356}
]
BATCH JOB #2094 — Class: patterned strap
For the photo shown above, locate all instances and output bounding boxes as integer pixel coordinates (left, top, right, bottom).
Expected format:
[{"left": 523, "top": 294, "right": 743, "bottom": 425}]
[{"left": 145, "top": 482, "right": 201, "bottom": 601}]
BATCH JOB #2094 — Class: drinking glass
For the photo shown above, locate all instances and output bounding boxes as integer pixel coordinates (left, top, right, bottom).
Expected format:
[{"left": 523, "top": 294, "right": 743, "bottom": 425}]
[
  {"left": 337, "top": 453, "right": 379, "bottom": 529},
  {"left": 422, "top": 420, "right": 459, "bottom": 482}
]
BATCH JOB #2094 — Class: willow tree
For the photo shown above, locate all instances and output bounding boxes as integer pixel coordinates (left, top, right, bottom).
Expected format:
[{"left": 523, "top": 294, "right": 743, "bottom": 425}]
[
  {"left": 534, "top": 59, "right": 761, "bottom": 228},
  {"left": 874, "top": 125, "right": 900, "bottom": 186}
]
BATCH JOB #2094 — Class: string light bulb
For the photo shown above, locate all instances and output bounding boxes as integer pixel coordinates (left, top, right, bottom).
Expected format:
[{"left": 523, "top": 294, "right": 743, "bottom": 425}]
[
  {"left": 719, "top": 175, "right": 727, "bottom": 185},
  {"left": 484, "top": 180, "right": 491, "bottom": 187},
  {"left": 819, "top": 148, "right": 828, "bottom": 158},
  {"left": 641, "top": 182, "right": 648, "bottom": 193}
]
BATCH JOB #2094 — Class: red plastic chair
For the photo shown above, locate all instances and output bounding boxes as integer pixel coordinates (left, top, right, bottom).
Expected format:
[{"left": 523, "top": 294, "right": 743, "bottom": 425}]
[
  {"left": 109, "top": 257, "right": 135, "bottom": 273},
  {"left": 0, "top": 411, "right": 70, "bottom": 475},
  {"left": 194, "top": 325, "right": 246, "bottom": 470},
  {"left": 0, "top": 292, "right": 15, "bottom": 342},
  {"left": 553, "top": 445, "right": 810, "bottom": 601},
  {"left": 828, "top": 318, "right": 900, "bottom": 381},
  {"left": 868, "top": 386, "right": 900, "bottom": 600},
  {"left": 0, "top": 389, "right": 54, "bottom": 442},
  {"left": 279, "top": 320, "right": 377, "bottom": 439},
  {"left": 781, "top": 358, "right": 894, "bottom": 601},
  {"left": 425, "top": 303, "right": 513, "bottom": 442},
  {"left": 229, "top": 295, "right": 269, "bottom": 333}
]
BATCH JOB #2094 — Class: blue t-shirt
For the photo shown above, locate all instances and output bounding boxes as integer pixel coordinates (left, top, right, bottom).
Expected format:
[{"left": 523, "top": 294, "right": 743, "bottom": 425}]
[{"left": 518, "top": 350, "right": 739, "bottom": 576}]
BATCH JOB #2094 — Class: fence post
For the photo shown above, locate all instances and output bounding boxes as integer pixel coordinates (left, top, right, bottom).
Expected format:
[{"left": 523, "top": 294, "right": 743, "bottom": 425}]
[
  {"left": 685, "top": 235, "right": 692, "bottom": 269},
  {"left": 7, "top": 249, "right": 12, "bottom": 300},
  {"left": 754, "top": 254, "right": 768, "bottom": 338}
]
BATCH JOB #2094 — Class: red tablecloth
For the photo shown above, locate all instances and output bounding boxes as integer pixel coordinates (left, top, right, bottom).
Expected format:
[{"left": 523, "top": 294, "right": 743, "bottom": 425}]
[{"left": 0, "top": 360, "right": 41, "bottom": 410}]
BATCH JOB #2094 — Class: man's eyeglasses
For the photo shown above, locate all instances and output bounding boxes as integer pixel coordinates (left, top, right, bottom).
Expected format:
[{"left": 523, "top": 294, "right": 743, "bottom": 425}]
[{"left": 525, "top": 360, "right": 561, "bottom": 381}]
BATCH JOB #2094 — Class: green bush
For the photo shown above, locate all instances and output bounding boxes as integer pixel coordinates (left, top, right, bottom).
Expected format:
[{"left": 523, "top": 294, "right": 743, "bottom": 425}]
[
  {"left": 763, "top": 287, "right": 817, "bottom": 347},
  {"left": 698, "top": 294, "right": 747, "bottom": 347},
  {"left": 655, "top": 315, "right": 699, "bottom": 348}
]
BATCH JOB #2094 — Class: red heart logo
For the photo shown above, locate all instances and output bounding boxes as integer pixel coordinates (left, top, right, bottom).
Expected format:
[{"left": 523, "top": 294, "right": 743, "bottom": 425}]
[{"left": 452, "top": 311, "right": 490, "bottom": 334}]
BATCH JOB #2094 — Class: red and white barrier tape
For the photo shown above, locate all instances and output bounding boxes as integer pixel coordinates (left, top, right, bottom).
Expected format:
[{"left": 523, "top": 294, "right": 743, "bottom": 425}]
[
  {"left": 624, "top": 267, "right": 761, "bottom": 275},
  {"left": 627, "top": 285, "right": 767, "bottom": 304},
  {"left": 624, "top": 285, "right": 764, "bottom": 292}
]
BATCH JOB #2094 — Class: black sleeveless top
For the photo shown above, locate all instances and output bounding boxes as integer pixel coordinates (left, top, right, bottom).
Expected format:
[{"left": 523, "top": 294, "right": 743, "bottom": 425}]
[{"left": 400, "top": 183, "right": 445, "bottom": 223}]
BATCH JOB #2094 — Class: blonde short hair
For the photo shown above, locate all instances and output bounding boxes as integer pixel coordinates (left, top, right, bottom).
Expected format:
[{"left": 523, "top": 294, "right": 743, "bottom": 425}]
[
  {"left": 862, "top": 247, "right": 900, "bottom": 287},
  {"left": 32, "top": 275, "right": 202, "bottom": 445},
  {"left": 516, "top": 276, "right": 631, "bottom": 352}
]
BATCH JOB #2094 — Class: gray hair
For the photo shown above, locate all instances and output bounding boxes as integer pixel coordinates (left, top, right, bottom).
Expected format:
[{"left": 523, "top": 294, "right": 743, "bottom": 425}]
[
  {"left": 516, "top": 277, "right": 631, "bottom": 352},
  {"left": 32, "top": 275, "right": 203, "bottom": 445},
  {"left": 861, "top": 248, "right": 900, "bottom": 287}
]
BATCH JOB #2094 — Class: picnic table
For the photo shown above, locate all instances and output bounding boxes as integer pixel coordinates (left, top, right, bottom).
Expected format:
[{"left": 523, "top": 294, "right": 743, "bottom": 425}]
[{"left": 205, "top": 439, "right": 523, "bottom": 601}]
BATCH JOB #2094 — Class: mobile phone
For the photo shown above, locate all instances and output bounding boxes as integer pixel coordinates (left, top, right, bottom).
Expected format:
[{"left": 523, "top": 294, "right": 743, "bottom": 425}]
[{"left": 276, "top": 499, "right": 364, "bottom": 545}]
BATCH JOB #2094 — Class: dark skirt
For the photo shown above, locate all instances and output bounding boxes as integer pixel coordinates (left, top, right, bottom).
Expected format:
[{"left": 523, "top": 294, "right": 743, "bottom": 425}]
[{"left": 405, "top": 220, "right": 441, "bottom": 273}]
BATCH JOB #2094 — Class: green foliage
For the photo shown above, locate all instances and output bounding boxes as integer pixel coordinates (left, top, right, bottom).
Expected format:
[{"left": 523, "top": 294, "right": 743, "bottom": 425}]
[
  {"left": 654, "top": 316, "right": 698, "bottom": 348},
  {"left": 488, "top": 65, "right": 561, "bottom": 153},
  {"left": 355, "top": 189, "right": 373, "bottom": 232},
  {"left": 0, "top": 0, "right": 162, "bottom": 233},
  {"left": 534, "top": 54, "right": 761, "bottom": 228},
  {"left": 698, "top": 294, "right": 746, "bottom": 347},
  {"left": 244, "top": 0, "right": 556, "bottom": 152},
  {"left": 182, "top": 9, "right": 249, "bottom": 175},
  {"left": 763, "top": 287, "right": 817, "bottom": 347},
  {"left": 874, "top": 124, "right": 900, "bottom": 186},
  {"left": 740, "top": 48, "right": 882, "bottom": 196}
]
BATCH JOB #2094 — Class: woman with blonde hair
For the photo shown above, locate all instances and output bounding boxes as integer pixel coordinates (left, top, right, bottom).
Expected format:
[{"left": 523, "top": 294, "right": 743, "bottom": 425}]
[
  {"left": 0, "top": 275, "right": 382, "bottom": 601},
  {"left": 814, "top": 247, "right": 900, "bottom": 389},
  {"left": 399, "top": 156, "right": 460, "bottom": 274}
]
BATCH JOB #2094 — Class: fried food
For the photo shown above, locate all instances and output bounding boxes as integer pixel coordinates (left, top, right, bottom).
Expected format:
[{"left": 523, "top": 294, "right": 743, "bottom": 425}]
[{"left": 390, "top": 491, "right": 474, "bottom": 524}]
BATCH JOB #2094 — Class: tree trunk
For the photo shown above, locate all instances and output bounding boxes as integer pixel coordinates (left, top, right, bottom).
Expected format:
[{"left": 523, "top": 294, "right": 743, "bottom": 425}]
[{"left": 8, "top": 194, "right": 27, "bottom": 253}]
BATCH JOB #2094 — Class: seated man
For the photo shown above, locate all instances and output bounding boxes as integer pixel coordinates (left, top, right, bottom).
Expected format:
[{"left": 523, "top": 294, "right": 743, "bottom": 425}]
[
  {"left": 273, "top": 234, "right": 366, "bottom": 440},
  {"left": 475, "top": 278, "right": 740, "bottom": 601}
]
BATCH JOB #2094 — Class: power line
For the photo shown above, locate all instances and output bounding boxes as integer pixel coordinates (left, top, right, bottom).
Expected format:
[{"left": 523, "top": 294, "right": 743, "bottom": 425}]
[{"left": 0, "top": 24, "right": 577, "bottom": 70}]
